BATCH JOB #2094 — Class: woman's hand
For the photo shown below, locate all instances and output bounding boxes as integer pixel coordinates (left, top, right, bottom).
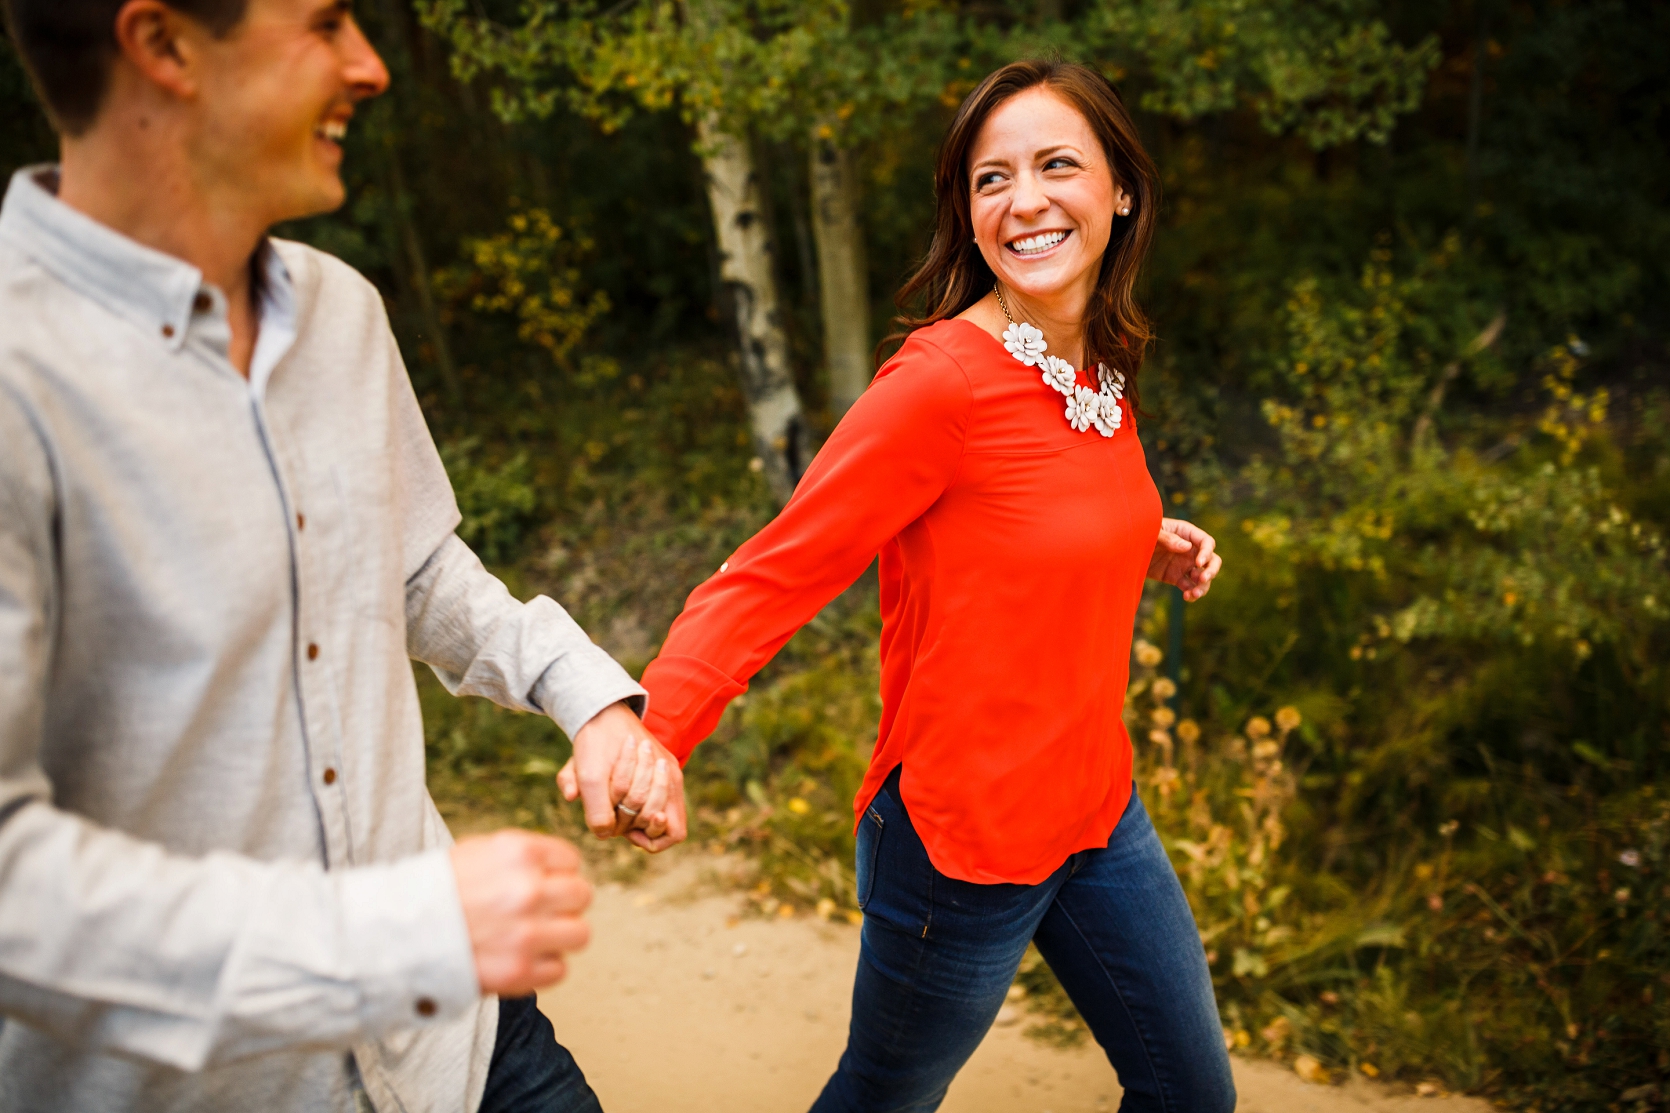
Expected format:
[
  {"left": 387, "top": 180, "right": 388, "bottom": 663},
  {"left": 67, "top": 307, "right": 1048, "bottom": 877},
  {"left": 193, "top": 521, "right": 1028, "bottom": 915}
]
[
  {"left": 556, "top": 703, "right": 688, "bottom": 852},
  {"left": 1147, "top": 518, "right": 1222, "bottom": 601}
]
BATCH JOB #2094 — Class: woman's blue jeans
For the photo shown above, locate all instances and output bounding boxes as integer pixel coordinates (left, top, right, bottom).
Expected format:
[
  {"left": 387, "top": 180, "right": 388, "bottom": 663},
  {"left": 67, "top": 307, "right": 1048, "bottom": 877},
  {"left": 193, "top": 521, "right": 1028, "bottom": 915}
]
[{"left": 810, "top": 769, "right": 1235, "bottom": 1113}]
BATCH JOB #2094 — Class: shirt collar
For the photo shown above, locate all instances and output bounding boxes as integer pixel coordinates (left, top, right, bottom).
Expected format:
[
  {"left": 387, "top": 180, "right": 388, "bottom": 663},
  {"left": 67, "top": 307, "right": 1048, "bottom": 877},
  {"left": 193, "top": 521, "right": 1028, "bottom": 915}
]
[
  {"left": 0, "top": 165, "right": 204, "bottom": 352},
  {"left": 0, "top": 164, "right": 299, "bottom": 396},
  {"left": 248, "top": 242, "right": 297, "bottom": 403}
]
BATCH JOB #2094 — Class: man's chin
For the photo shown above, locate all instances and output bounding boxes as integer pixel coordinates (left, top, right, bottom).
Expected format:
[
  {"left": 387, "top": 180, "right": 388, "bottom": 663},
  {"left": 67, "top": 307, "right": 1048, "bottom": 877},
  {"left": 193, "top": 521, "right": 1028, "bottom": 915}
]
[{"left": 276, "top": 177, "right": 349, "bottom": 226}]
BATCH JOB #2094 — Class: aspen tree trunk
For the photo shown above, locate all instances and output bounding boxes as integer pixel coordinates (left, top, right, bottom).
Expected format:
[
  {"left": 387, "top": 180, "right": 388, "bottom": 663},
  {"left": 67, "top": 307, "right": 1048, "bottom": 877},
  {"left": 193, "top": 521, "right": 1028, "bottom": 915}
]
[
  {"left": 695, "top": 114, "right": 807, "bottom": 504},
  {"left": 809, "top": 130, "right": 872, "bottom": 416}
]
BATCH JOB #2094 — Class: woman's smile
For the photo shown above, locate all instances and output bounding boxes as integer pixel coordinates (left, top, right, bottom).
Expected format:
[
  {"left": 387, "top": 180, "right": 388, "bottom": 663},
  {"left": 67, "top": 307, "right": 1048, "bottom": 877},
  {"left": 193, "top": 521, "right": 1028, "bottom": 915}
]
[{"left": 1006, "top": 229, "right": 1072, "bottom": 257}]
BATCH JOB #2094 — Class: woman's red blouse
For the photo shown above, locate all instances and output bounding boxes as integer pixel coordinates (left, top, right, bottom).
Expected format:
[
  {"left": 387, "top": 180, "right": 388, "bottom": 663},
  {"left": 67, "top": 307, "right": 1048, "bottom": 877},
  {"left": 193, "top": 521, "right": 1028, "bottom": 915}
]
[{"left": 641, "top": 319, "right": 1162, "bottom": 884}]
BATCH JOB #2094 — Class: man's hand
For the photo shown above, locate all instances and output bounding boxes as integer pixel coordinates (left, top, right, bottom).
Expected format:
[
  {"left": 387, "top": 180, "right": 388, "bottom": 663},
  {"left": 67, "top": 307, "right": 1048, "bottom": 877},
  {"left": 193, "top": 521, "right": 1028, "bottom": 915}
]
[
  {"left": 1147, "top": 518, "right": 1223, "bottom": 601},
  {"left": 450, "top": 831, "right": 592, "bottom": 997},
  {"left": 556, "top": 702, "right": 688, "bottom": 853}
]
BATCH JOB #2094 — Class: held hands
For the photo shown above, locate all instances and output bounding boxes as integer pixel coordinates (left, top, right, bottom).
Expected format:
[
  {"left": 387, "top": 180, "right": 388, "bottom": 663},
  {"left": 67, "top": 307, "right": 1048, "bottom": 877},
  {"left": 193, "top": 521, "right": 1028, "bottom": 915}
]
[
  {"left": 556, "top": 701, "right": 688, "bottom": 853},
  {"left": 450, "top": 830, "right": 592, "bottom": 996},
  {"left": 1148, "top": 518, "right": 1223, "bottom": 601}
]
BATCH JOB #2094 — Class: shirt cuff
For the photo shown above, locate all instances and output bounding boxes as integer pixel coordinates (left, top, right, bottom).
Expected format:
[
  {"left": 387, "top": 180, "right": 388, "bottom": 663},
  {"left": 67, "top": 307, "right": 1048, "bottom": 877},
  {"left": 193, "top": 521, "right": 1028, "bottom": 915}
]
[
  {"left": 339, "top": 849, "right": 480, "bottom": 1037},
  {"left": 531, "top": 644, "right": 648, "bottom": 740}
]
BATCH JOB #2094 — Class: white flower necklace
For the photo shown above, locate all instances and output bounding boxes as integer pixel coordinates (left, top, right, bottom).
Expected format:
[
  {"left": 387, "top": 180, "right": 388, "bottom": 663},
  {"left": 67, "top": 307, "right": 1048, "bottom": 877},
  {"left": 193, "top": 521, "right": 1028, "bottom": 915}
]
[{"left": 994, "top": 284, "right": 1125, "bottom": 438}]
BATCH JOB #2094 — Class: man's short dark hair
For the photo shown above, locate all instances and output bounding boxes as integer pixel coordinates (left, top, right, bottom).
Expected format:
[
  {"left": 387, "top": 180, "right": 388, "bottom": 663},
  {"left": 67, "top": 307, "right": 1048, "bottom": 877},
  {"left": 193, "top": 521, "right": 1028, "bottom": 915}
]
[{"left": 1, "top": 0, "right": 249, "bottom": 136}]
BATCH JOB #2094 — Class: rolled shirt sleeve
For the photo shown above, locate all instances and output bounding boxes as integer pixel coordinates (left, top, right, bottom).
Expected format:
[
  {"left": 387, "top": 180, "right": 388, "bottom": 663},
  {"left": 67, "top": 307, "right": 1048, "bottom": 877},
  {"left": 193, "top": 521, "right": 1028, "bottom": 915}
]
[
  {"left": 387, "top": 331, "right": 647, "bottom": 740},
  {"left": 404, "top": 534, "right": 648, "bottom": 739},
  {"left": 0, "top": 396, "right": 478, "bottom": 1071}
]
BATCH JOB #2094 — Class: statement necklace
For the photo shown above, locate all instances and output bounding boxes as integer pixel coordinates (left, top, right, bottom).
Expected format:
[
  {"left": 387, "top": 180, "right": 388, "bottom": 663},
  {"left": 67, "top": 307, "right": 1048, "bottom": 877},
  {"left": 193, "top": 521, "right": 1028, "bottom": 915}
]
[{"left": 994, "top": 284, "right": 1125, "bottom": 438}]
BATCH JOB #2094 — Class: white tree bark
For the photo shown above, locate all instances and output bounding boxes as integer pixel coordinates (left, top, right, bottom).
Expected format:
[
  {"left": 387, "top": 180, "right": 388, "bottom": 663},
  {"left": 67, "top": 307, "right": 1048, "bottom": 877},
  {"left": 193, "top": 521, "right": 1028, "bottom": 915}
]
[
  {"left": 809, "top": 130, "right": 872, "bottom": 416},
  {"left": 696, "top": 114, "right": 807, "bottom": 505}
]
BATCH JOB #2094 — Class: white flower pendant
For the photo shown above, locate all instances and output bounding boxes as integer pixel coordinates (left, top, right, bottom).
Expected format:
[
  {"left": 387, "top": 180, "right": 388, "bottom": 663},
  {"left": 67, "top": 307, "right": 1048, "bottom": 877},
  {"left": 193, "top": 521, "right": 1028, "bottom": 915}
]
[{"left": 997, "top": 314, "right": 1124, "bottom": 438}]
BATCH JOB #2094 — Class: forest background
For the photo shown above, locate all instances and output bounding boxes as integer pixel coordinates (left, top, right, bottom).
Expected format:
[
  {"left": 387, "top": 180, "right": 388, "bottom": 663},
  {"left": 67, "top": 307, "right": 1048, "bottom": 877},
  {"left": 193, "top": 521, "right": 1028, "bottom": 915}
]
[{"left": 2, "top": 1, "right": 1666, "bottom": 1109}]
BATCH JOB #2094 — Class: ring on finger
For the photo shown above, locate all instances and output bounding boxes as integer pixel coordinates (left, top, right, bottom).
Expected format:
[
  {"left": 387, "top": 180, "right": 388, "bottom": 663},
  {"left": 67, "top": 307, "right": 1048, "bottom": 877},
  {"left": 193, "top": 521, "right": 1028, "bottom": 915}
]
[{"left": 616, "top": 803, "right": 641, "bottom": 817}]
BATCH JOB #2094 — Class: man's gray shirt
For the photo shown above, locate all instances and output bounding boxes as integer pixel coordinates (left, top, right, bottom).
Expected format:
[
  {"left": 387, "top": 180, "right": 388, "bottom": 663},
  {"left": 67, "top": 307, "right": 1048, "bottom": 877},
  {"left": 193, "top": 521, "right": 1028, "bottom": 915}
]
[{"left": 0, "top": 168, "right": 644, "bottom": 1112}]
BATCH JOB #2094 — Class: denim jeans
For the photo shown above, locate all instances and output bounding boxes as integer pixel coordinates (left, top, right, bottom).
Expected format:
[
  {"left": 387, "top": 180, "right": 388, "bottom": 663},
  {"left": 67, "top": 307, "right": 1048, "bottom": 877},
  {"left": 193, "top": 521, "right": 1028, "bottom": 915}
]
[
  {"left": 477, "top": 994, "right": 603, "bottom": 1113},
  {"left": 810, "top": 768, "right": 1235, "bottom": 1113}
]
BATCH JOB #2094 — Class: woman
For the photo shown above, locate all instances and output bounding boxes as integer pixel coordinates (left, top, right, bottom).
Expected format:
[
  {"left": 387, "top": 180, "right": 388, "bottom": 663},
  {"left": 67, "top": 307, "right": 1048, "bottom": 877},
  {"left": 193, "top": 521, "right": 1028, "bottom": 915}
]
[{"left": 640, "top": 60, "right": 1233, "bottom": 1112}]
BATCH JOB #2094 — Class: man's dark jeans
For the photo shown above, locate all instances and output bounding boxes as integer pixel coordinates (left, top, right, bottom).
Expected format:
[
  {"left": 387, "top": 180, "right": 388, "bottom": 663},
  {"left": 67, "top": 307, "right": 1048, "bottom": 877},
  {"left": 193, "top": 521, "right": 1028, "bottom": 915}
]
[
  {"left": 810, "top": 769, "right": 1236, "bottom": 1113},
  {"left": 479, "top": 994, "right": 603, "bottom": 1113}
]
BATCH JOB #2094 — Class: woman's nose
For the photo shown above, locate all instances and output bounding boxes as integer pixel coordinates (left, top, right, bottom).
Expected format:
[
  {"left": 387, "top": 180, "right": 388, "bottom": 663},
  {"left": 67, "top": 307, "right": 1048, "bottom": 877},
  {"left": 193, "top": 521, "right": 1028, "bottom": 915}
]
[{"left": 1009, "top": 172, "right": 1050, "bottom": 219}]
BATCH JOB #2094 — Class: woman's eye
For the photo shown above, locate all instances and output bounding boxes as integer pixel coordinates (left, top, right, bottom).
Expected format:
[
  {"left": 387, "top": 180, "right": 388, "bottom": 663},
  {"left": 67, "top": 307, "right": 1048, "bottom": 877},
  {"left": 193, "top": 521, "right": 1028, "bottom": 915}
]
[
  {"left": 1044, "top": 157, "right": 1077, "bottom": 172},
  {"left": 974, "top": 173, "right": 1005, "bottom": 192}
]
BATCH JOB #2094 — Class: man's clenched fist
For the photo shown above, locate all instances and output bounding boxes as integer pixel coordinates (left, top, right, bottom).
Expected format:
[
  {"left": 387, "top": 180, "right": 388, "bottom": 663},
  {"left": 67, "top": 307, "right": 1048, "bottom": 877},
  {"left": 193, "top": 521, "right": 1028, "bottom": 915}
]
[{"left": 450, "top": 830, "right": 592, "bottom": 997}]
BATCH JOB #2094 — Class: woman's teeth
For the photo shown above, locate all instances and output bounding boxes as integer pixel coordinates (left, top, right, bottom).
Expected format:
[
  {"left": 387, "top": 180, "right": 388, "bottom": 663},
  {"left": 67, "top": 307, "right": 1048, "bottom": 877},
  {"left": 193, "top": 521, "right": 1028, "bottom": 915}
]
[
  {"left": 1008, "top": 231, "right": 1067, "bottom": 255},
  {"left": 317, "top": 120, "right": 348, "bottom": 142}
]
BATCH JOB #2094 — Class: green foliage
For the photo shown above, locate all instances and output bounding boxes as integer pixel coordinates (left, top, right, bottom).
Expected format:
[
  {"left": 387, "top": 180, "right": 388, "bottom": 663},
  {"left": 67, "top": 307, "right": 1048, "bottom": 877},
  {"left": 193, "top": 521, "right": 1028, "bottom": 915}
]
[
  {"left": 1071, "top": 0, "right": 1440, "bottom": 148},
  {"left": 436, "top": 207, "right": 611, "bottom": 369},
  {"left": 439, "top": 436, "right": 540, "bottom": 564},
  {"left": 417, "top": 0, "right": 1437, "bottom": 154},
  {"left": 1143, "top": 256, "right": 1667, "bottom": 1105}
]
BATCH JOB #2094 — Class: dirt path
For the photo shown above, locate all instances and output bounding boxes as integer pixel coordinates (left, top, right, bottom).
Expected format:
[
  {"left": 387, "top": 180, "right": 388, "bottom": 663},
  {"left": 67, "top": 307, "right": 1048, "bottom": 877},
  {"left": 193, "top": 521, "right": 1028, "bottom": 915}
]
[{"left": 539, "top": 855, "right": 1494, "bottom": 1113}]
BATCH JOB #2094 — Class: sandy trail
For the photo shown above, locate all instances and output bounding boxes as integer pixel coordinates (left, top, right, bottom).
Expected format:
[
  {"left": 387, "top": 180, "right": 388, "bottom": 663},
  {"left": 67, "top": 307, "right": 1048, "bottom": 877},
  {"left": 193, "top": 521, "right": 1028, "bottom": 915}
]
[{"left": 538, "top": 855, "right": 1491, "bottom": 1113}]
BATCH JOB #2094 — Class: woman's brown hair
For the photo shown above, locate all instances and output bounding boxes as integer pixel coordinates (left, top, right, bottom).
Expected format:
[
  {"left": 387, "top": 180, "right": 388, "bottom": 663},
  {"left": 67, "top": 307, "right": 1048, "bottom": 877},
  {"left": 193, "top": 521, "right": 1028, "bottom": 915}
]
[{"left": 887, "top": 58, "right": 1159, "bottom": 405}]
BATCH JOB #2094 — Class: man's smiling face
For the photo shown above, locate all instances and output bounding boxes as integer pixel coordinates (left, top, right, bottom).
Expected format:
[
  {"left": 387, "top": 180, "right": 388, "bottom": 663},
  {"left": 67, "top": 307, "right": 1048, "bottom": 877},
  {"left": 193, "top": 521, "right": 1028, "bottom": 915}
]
[{"left": 187, "top": 0, "right": 388, "bottom": 225}]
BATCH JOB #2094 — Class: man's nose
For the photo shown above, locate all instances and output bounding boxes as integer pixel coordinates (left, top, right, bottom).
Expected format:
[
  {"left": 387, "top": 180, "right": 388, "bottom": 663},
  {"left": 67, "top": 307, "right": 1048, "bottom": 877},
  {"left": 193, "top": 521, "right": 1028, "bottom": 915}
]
[{"left": 342, "top": 16, "right": 391, "bottom": 100}]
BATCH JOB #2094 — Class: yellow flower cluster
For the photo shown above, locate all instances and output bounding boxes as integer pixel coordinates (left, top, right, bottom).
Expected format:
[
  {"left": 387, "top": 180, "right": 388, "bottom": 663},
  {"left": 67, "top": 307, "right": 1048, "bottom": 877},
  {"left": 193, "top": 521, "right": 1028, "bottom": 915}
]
[{"left": 437, "top": 208, "right": 610, "bottom": 370}]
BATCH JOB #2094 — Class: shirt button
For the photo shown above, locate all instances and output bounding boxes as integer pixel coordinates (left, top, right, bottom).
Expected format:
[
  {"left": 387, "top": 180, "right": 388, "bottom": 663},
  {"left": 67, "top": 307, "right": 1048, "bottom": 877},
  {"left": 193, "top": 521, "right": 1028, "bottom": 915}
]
[
  {"left": 160, "top": 324, "right": 175, "bottom": 339},
  {"left": 192, "top": 292, "right": 212, "bottom": 313},
  {"left": 322, "top": 767, "right": 337, "bottom": 785},
  {"left": 307, "top": 643, "right": 320, "bottom": 661},
  {"left": 415, "top": 997, "right": 437, "bottom": 1018}
]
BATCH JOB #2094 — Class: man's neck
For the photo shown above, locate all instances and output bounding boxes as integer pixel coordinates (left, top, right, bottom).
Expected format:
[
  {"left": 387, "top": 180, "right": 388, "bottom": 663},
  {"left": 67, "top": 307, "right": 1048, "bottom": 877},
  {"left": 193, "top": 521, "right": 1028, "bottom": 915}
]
[{"left": 57, "top": 114, "right": 265, "bottom": 376}]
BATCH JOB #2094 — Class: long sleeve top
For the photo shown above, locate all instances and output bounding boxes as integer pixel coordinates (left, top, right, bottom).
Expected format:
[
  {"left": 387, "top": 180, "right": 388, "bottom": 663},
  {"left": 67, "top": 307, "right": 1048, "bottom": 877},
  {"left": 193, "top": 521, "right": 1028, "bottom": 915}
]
[
  {"left": 642, "top": 318, "right": 1162, "bottom": 885},
  {"left": 0, "top": 167, "right": 645, "bottom": 1113}
]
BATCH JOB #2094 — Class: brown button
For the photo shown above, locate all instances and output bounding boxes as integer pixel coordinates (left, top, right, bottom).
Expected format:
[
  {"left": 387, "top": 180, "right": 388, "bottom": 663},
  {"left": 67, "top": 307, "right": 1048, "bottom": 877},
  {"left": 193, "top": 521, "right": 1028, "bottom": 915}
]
[
  {"left": 322, "top": 767, "right": 337, "bottom": 785},
  {"left": 192, "top": 292, "right": 212, "bottom": 313},
  {"left": 296, "top": 512, "right": 306, "bottom": 531},
  {"left": 415, "top": 997, "right": 437, "bottom": 1018},
  {"left": 160, "top": 324, "right": 175, "bottom": 339},
  {"left": 307, "top": 643, "right": 319, "bottom": 661}
]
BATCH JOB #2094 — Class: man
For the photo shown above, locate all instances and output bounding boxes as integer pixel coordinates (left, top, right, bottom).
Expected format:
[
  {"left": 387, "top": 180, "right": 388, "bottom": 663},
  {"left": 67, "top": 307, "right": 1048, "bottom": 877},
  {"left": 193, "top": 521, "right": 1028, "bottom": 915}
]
[{"left": 0, "top": 0, "right": 687, "bottom": 1109}]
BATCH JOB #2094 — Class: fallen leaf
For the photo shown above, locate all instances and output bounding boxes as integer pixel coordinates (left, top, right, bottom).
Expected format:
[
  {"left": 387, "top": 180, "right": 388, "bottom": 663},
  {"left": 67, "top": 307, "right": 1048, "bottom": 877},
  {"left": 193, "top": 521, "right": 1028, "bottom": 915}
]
[{"left": 1294, "top": 1054, "right": 1329, "bottom": 1085}]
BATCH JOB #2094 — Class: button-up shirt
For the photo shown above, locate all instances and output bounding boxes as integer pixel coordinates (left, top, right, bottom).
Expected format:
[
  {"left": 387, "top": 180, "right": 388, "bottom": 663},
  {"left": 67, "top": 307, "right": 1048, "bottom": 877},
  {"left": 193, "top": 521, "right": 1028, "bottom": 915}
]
[{"left": 0, "top": 167, "right": 645, "bottom": 1112}]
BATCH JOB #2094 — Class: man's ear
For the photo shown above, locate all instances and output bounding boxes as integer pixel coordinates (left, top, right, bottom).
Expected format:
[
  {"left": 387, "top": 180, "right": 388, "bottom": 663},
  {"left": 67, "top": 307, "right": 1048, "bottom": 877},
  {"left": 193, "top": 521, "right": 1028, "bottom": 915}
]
[{"left": 112, "top": 0, "right": 206, "bottom": 102}]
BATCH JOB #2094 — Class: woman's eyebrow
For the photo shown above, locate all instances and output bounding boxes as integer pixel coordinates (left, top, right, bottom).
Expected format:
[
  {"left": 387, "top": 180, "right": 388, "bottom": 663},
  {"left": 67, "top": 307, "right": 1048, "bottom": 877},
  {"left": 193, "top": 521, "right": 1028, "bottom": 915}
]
[{"left": 1034, "top": 144, "right": 1084, "bottom": 160}]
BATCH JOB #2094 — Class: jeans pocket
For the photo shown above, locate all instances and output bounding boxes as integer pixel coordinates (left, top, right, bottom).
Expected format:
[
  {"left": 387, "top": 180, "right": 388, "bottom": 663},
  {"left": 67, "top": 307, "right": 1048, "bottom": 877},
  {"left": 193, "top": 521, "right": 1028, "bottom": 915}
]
[{"left": 855, "top": 805, "right": 885, "bottom": 910}]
